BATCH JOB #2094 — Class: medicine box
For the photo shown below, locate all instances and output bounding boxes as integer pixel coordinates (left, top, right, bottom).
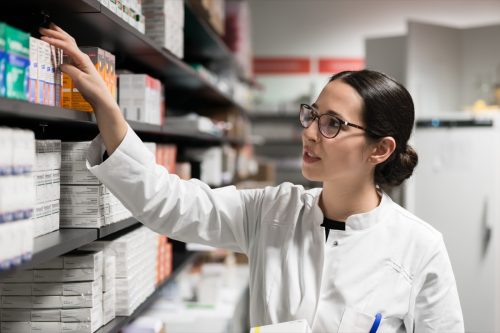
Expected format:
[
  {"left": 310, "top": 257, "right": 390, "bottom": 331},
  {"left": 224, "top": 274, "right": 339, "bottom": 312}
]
[
  {"left": 28, "top": 37, "right": 38, "bottom": 103},
  {"left": 33, "top": 266, "right": 103, "bottom": 283},
  {"left": 102, "top": 287, "right": 116, "bottom": 325},
  {"left": 61, "top": 304, "right": 102, "bottom": 322},
  {"left": 63, "top": 251, "right": 103, "bottom": 270},
  {"left": 4, "top": 24, "right": 30, "bottom": 100},
  {"left": 1, "top": 308, "right": 61, "bottom": 322}
]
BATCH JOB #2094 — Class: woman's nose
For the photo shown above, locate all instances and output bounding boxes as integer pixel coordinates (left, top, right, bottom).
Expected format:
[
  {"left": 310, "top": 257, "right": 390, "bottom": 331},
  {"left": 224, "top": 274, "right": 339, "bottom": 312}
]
[{"left": 302, "top": 120, "right": 320, "bottom": 142}]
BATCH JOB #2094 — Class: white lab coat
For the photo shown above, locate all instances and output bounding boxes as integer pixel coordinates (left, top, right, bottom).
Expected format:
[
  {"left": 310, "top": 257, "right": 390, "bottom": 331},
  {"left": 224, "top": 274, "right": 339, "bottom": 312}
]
[{"left": 86, "top": 126, "right": 464, "bottom": 333}]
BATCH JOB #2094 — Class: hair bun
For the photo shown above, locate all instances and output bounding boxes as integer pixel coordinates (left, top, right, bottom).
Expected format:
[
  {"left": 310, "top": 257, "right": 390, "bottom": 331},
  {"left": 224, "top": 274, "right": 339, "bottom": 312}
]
[{"left": 375, "top": 144, "right": 418, "bottom": 187}]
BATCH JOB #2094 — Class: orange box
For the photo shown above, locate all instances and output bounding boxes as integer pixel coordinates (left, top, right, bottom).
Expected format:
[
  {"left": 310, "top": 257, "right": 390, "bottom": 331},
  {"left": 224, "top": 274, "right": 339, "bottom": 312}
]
[{"left": 69, "top": 47, "right": 111, "bottom": 112}]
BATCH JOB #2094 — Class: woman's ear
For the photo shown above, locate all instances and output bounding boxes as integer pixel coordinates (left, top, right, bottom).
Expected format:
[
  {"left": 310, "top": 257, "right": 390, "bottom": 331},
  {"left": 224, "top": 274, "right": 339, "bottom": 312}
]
[{"left": 369, "top": 137, "right": 396, "bottom": 165}]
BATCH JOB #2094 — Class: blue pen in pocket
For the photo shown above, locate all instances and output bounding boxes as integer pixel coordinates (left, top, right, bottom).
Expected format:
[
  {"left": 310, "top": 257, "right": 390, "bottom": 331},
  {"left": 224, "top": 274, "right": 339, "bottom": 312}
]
[{"left": 369, "top": 313, "right": 382, "bottom": 333}]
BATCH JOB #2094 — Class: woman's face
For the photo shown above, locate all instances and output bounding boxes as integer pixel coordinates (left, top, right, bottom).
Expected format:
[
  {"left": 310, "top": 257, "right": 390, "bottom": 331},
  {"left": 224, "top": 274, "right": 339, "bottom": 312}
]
[{"left": 301, "top": 80, "right": 373, "bottom": 183}]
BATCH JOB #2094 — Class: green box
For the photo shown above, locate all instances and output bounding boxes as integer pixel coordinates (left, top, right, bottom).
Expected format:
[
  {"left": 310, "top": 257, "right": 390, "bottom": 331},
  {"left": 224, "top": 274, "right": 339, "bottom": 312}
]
[
  {"left": 5, "top": 24, "right": 30, "bottom": 100},
  {"left": 0, "top": 23, "right": 7, "bottom": 97}
]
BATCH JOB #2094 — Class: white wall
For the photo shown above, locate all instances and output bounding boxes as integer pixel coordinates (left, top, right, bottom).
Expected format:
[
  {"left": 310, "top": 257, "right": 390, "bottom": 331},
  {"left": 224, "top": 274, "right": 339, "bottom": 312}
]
[
  {"left": 250, "top": 0, "right": 500, "bottom": 108},
  {"left": 461, "top": 24, "right": 500, "bottom": 107},
  {"left": 406, "top": 21, "right": 462, "bottom": 117}
]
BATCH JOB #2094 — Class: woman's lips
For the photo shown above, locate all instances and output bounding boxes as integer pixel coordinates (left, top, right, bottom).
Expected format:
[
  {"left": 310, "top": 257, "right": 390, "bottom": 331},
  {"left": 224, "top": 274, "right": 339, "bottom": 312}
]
[{"left": 303, "top": 151, "right": 321, "bottom": 163}]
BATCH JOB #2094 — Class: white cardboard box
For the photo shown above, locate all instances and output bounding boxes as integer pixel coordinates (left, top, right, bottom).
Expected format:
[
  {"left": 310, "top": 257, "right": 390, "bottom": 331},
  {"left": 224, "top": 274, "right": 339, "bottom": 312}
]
[
  {"left": 63, "top": 251, "right": 103, "bottom": 270},
  {"left": 63, "top": 279, "right": 103, "bottom": 296},
  {"left": 0, "top": 309, "right": 62, "bottom": 321},
  {"left": 0, "top": 283, "right": 32, "bottom": 296},
  {"left": 33, "top": 266, "right": 103, "bottom": 283},
  {"left": 61, "top": 304, "right": 102, "bottom": 323},
  {"left": 1, "top": 321, "right": 61, "bottom": 333},
  {"left": 32, "top": 283, "right": 64, "bottom": 296}
]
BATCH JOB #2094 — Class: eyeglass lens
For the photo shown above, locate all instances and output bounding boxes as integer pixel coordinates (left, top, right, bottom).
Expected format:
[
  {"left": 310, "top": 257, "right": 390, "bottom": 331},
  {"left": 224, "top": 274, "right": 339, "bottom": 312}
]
[{"left": 300, "top": 105, "right": 341, "bottom": 138}]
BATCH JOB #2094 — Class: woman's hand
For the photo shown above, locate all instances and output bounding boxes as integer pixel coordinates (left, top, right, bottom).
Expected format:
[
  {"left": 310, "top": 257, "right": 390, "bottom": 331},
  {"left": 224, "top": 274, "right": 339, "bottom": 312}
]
[
  {"left": 39, "top": 23, "right": 127, "bottom": 155},
  {"left": 39, "top": 23, "right": 111, "bottom": 109}
]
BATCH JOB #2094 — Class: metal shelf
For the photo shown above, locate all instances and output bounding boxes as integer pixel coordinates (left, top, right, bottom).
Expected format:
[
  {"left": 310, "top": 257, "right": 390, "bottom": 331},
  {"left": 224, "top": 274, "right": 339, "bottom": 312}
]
[
  {"left": 0, "top": 229, "right": 98, "bottom": 278},
  {"left": 96, "top": 251, "right": 198, "bottom": 333},
  {"left": 0, "top": 218, "right": 145, "bottom": 278},
  {"left": 0, "top": 98, "right": 243, "bottom": 146}
]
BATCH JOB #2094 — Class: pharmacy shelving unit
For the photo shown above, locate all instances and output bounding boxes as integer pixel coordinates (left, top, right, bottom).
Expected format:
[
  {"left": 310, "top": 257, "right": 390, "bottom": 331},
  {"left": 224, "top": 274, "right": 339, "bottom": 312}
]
[{"left": 0, "top": 0, "right": 250, "bottom": 331}]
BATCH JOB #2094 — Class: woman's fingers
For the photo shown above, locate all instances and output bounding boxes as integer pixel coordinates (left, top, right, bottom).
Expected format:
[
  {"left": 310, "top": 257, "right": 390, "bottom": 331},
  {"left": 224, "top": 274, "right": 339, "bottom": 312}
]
[
  {"left": 60, "top": 63, "right": 85, "bottom": 83},
  {"left": 39, "top": 35, "right": 81, "bottom": 61},
  {"left": 39, "top": 27, "right": 66, "bottom": 41}
]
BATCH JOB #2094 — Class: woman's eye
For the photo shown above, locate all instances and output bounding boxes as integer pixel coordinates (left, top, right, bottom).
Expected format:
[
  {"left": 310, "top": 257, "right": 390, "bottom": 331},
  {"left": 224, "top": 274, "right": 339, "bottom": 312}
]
[{"left": 328, "top": 118, "right": 340, "bottom": 128}]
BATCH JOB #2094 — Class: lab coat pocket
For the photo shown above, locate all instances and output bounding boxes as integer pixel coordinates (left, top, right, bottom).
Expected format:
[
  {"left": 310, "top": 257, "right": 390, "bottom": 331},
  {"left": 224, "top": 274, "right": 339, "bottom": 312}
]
[
  {"left": 337, "top": 307, "right": 374, "bottom": 333},
  {"left": 364, "top": 259, "right": 412, "bottom": 318},
  {"left": 337, "top": 308, "right": 404, "bottom": 333}
]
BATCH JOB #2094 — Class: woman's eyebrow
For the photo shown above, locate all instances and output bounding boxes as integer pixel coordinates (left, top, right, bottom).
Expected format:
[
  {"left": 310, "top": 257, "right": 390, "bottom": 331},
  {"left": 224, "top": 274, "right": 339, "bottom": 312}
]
[{"left": 311, "top": 103, "right": 342, "bottom": 117}]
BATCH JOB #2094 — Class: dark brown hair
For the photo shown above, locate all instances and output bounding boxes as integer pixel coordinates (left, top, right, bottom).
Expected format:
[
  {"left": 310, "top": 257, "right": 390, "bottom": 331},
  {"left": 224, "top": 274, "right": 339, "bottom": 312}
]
[{"left": 329, "top": 70, "right": 418, "bottom": 187}]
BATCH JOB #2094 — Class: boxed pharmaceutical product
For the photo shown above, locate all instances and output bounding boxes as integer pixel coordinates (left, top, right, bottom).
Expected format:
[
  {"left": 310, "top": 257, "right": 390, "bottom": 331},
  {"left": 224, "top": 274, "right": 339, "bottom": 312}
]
[
  {"left": 63, "top": 251, "right": 103, "bottom": 270},
  {"left": 0, "top": 23, "right": 7, "bottom": 97},
  {"left": 28, "top": 37, "right": 38, "bottom": 103},
  {"left": 0, "top": 283, "right": 32, "bottom": 296},
  {"left": 33, "top": 170, "right": 60, "bottom": 202},
  {"left": 32, "top": 283, "right": 64, "bottom": 296},
  {"left": 1, "top": 308, "right": 61, "bottom": 322},
  {"left": 250, "top": 320, "right": 312, "bottom": 333},
  {"left": 51, "top": 45, "right": 63, "bottom": 107},
  {"left": 118, "top": 74, "right": 163, "bottom": 124},
  {"left": 61, "top": 304, "right": 102, "bottom": 323},
  {"left": 62, "top": 293, "right": 103, "bottom": 308},
  {"left": 63, "top": 279, "right": 103, "bottom": 296},
  {"left": 71, "top": 47, "right": 105, "bottom": 112},
  {"left": 0, "top": 321, "right": 61, "bottom": 333},
  {"left": 34, "top": 140, "right": 62, "bottom": 172},
  {"left": 102, "top": 287, "right": 116, "bottom": 325},
  {"left": 31, "top": 199, "right": 59, "bottom": 237},
  {"left": 33, "top": 266, "right": 103, "bottom": 283},
  {"left": 155, "top": 144, "right": 177, "bottom": 173},
  {"left": 60, "top": 141, "right": 99, "bottom": 185},
  {"left": 18, "top": 279, "right": 102, "bottom": 296},
  {"left": 0, "top": 269, "right": 35, "bottom": 283},
  {"left": 5, "top": 24, "right": 30, "bottom": 100},
  {"left": 60, "top": 200, "right": 130, "bottom": 228},
  {"left": 102, "top": 255, "right": 115, "bottom": 292},
  {"left": 63, "top": 47, "right": 115, "bottom": 113},
  {"left": 0, "top": 219, "right": 34, "bottom": 269},
  {"left": 62, "top": 54, "right": 72, "bottom": 109}
]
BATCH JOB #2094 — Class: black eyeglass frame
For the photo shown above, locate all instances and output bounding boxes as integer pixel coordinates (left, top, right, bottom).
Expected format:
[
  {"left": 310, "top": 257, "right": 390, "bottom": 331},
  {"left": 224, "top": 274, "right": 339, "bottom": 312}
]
[{"left": 299, "top": 103, "right": 381, "bottom": 139}]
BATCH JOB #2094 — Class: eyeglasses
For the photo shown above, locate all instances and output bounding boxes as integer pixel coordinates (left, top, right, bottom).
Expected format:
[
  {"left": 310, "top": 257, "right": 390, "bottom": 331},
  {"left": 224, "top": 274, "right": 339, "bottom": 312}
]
[{"left": 299, "top": 103, "right": 379, "bottom": 139}]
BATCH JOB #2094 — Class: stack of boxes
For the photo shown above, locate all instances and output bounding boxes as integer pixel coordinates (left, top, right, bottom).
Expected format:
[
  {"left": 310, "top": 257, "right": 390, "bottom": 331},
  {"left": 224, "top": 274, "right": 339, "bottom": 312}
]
[
  {"left": 60, "top": 142, "right": 131, "bottom": 228},
  {"left": 31, "top": 140, "right": 61, "bottom": 237},
  {"left": 143, "top": 0, "right": 185, "bottom": 58},
  {"left": 99, "top": 0, "right": 145, "bottom": 34},
  {"left": 28, "top": 37, "right": 63, "bottom": 106},
  {"left": 0, "top": 23, "right": 30, "bottom": 101},
  {"left": 80, "top": 227, "right": 158, "bottom": 316},
  {"left": 0, "top": 128, "right": 35, "bottom": 271},
  {"left": 0, "top": 251, "right": 106, "bottom": 333},
  {"left": 156, "top": 235, "right": 172, "bottom": 286},
  {"left": 62, "top": 47, "right": 116, "bottom": 112},
  {"left": 156, "top": 144, "right": 177, "bottom": 174},
  {"left": 118, "top": 74, "right": 164, "bottom": 125}
]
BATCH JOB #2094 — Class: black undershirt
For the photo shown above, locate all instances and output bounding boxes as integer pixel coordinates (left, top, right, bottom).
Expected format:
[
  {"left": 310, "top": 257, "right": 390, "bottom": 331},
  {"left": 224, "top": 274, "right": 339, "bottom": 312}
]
[{"left": 321, "top": 217, "right": 345, "bottom": 241}]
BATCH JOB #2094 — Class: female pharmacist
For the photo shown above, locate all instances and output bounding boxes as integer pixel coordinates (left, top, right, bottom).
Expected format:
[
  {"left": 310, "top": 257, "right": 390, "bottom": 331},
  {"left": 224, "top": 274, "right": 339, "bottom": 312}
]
[{"left": 41, "top": 23, "right": 463, "bottom": 333}]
